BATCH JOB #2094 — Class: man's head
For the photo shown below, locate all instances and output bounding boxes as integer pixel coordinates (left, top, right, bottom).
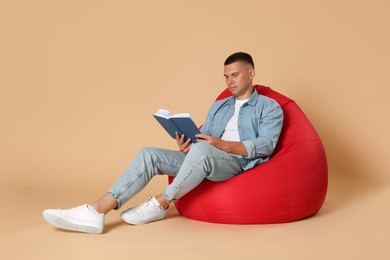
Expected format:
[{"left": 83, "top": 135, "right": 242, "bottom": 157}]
[{"left": 224, "top": 52, "right": 255, "bottom": 100}]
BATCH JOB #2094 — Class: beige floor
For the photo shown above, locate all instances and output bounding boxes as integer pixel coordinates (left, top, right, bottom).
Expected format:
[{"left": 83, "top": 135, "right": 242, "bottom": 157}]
[{"left": 1, "top": 171, "right": 389, "bottom": 260}]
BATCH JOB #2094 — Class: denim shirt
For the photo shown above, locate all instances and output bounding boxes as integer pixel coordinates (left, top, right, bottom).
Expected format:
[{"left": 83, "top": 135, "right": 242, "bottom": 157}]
[{"left": 200, "top": 89, "right": 284, "bottom": 170}]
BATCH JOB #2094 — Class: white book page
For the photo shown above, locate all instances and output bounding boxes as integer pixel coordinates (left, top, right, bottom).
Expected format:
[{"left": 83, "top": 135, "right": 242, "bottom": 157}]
[
  {"left": 154, "top": 109, "right": 191, "bottom": 119},
  {"left": 154, "top": 109, "right": 171, "bottom": 118},
  {"left": 171, "top": 113, "right": 191, "bottom": 118}
]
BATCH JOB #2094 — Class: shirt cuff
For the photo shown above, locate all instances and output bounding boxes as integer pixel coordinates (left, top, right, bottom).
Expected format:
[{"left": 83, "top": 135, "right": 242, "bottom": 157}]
[{"left": 242, "top": 140, "right": 256, "bottom": 159}]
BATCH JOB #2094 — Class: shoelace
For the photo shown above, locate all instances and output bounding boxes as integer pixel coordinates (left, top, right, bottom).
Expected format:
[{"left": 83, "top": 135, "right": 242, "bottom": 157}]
[{"left": 138, "top": 198, "right": 162, "bottom": 214}]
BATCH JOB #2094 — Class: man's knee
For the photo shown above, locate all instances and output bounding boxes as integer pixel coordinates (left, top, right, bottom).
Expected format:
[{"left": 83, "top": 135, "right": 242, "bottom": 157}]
[
  {"left": 186, "top": 143, "right": 215, "bottom": 161},
  {"left": 189, "top": 142, "right": 214, "bottom": 155},
  {"left": 137, "top": 147, "right": 160, "bottom": 161}
]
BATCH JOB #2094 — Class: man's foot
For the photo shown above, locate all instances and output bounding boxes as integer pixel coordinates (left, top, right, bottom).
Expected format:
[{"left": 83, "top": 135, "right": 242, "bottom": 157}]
[
  {"left": 42, "top": 205, "right": 104, "bottom": 234},
  {"left": 121, "top": 197, "right": 168, "bottom": 225}
]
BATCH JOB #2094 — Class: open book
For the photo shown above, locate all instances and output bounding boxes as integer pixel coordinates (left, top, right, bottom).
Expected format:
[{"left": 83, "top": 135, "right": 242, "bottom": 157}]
[{"left": 153, "top": 109, "right": 201, "bottom": 143}]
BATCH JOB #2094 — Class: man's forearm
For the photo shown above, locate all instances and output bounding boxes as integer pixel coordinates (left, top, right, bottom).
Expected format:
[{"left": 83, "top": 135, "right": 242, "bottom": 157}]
[
  {"left": 216, "top": 140, "right": 248, "bottom": 156},
  {"left": 196, "top": 134, "right": 248, "bottom": 156}
]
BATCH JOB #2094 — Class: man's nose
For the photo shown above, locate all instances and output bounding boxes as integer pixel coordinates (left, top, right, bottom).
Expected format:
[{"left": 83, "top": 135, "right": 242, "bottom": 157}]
[{"left": 227, "top": 77, "right": 234, "bottom": 85}]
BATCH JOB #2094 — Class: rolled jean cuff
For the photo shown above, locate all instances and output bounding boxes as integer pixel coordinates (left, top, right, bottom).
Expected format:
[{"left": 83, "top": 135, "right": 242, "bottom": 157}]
[{"left": 163, "top": 190, "right": 175, "bottom": 204}]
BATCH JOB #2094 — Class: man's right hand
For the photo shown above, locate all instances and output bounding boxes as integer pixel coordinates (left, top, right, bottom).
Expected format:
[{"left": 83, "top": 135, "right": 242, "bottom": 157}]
[{"left": 175, "top": 132, "right": 191, "bottom": 154}]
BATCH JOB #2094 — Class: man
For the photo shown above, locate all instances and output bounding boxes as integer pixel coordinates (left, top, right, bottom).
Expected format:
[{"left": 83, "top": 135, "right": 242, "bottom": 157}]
[{"left": 42, "top": 52, "right": 284, "bottom": 234}]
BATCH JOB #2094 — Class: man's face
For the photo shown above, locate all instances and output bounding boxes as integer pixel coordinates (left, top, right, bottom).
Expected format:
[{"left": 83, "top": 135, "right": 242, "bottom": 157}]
[{"left": 224, "top": 61, "right": 255, "bottom": 100}]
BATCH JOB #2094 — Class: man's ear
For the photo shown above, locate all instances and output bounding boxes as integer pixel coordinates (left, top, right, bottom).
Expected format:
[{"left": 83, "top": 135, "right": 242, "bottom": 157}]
[{"left": 249, "top": 68, "right": 255, "bottom": 80}]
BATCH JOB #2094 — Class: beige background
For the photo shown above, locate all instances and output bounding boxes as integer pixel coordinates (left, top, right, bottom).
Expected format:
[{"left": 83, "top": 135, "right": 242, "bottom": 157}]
[{"left": 1, "top": 0, "right": 389, "bottom": 259}]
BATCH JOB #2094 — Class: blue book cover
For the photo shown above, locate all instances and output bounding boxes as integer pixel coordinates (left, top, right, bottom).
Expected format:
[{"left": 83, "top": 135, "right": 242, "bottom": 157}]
[{"left": 153, "top": 109, "right": 201, "bottom": 143}]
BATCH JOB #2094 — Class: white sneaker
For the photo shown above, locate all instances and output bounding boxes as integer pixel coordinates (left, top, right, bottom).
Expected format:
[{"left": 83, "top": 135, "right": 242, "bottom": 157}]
[
  {"left": 42, "top": 205, "right": 104, "bottom": 234},
  {"left": 121, "top": 197, "right": 167, "bottom": 225}
]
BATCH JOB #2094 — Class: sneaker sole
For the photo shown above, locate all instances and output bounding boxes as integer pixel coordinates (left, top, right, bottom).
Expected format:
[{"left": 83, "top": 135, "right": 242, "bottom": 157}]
[{"left": 43, "top": 212, "right": 103, "bottom": 234}]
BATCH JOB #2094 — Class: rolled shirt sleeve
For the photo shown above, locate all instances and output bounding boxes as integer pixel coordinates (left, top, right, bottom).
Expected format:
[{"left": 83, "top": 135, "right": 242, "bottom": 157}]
[{"left": 240, "top": 100, "right": 284, "bottom": 160}]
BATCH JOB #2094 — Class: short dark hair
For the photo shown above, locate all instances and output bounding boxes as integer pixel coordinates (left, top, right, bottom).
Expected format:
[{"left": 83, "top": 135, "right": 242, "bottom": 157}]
[{"left": 224, "top": 52, "right": 255, "bottom": 68}]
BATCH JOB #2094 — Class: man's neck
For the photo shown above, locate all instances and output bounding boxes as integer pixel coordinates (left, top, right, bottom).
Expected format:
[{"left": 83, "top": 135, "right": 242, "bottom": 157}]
[{"left": 236, "top": 87, "right": 254, "bottom": 100}]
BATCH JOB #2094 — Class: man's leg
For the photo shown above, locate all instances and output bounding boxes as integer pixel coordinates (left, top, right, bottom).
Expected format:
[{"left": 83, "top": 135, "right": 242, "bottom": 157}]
[
  {"left": 42, "top": 147, "right": 185, "bottom": 233},
  {"left": 105, "top": 147, "right": 185, "bottom": 210},
  {"left": 121, "top": 142, "right": 243, "bottom": 225},
  {"left": 164, "top": 142, "right": 243, "bottom": 202}
]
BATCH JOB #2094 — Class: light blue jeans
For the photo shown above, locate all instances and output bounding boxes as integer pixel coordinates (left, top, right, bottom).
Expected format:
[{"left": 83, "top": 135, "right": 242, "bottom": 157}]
[{"left": 106, "top": 142, "right": 243, "bottom": 209}]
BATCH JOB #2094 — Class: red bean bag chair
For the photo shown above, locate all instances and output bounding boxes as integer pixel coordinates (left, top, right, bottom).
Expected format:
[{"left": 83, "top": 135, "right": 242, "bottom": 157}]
[{"left": 168, "top": 85, "right": 328, "bottom": 224}]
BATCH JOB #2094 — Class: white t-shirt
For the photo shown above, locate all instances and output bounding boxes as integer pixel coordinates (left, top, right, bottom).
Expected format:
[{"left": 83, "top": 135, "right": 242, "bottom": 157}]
[{"left": 221, "top": 98, "right": 249, "bottom": 141}]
